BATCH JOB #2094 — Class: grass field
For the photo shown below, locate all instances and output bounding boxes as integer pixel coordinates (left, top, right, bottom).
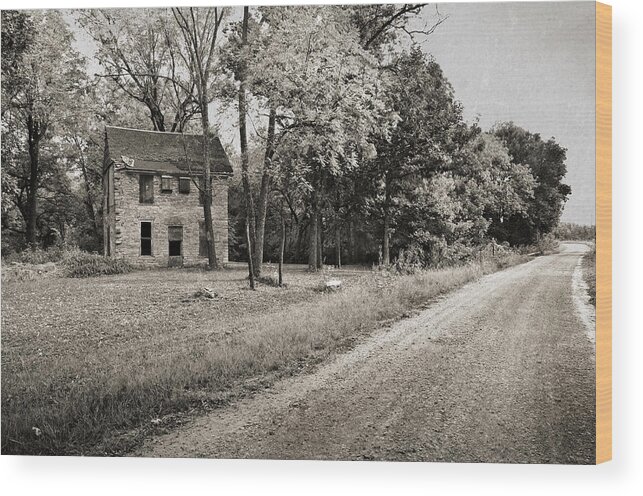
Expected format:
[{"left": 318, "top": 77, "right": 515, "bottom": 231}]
[{"left": 1, "top": 255, "right": 527, "bottom": 455}]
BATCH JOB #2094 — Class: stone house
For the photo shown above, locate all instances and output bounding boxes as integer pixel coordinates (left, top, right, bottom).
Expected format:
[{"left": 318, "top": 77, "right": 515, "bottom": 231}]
[{"left": 102, "top": 126, "right": 233, "bottom": 266}]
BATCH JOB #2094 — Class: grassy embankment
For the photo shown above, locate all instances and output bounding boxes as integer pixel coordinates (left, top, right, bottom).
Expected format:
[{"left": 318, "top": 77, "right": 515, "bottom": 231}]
[
  {"left": 1, "top": 251, "right": 528, "bottom": 456},
  {"left": 582, "top": 244, "right": 596, "bottom": 306}
]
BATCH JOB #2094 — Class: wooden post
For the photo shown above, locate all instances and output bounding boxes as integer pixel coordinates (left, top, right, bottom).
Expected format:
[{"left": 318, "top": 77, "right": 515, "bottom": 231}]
[{"left": 246, "top": 221, "right": 255, "bottom": 290}]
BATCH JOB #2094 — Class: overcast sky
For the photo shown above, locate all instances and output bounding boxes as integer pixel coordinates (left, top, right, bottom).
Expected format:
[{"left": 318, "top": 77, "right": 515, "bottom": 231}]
[
  {"left": 415, "top": 1, "right": 595, "bottom": 225},
  {"left": 66, "top": 1, "right": 596, "bottom": 225}
]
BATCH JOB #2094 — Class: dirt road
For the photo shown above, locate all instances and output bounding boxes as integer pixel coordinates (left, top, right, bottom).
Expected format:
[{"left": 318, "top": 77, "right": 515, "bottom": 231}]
[{"left": 137, "top": 243, "right": 596, "bottom": 464}]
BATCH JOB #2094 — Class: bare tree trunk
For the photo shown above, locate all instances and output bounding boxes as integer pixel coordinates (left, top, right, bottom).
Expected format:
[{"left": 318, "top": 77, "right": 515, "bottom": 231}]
[
  {"left": 253, "top": 105, "right": 276, "bottom": 277},
  {"left": 147, "top": 102, "right": 166, "bottom": 132},
  {"left": 335, "top": 224, "right": 341, "bottom": 268},
  {"left": 279, "top": 213, "right": 285, "bottom": 287},
  {"left": 25, "top": 116, "right": 39, "bottom": 247},
  {"left": 317, "top": 211, "right": 323, "bottom": 269},
  {"left": 382, "top": 177, "right": 391, "bottom": 265},
  {"left": 246, "top": 221, "right": 255, "bottom": 290},
  {"left": 75, "top": 137, "right": 100, "bottom": 241},
  {"left": 201, "top": 133, "right": 218, "bottom": 269},
  {"left": 295, "top": 218, "right": 305, "bottom": 262},
  {"left": 238, "top": 6, "right": 257, "bottom": 273},
  {"left": 382, "top": 211, "right": 390, "bottom": 266},
  {"left": 308, "top": 192, "right": 318, "bottom": 271},
  {"left": 348, "top": 219, "right": 355, "bottom": 264},
  {"left": 173, "top": 7, "right": 223, "bottom": 270},
  {"left": 196, "top": 66, "right": 218, "bottom": 269}
]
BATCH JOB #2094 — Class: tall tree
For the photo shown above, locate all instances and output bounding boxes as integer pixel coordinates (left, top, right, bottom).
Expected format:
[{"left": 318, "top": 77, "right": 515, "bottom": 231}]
[
  {"left": 221, "top": 7, "right": 280, "bottom": 276},
  {"left": 78, "top": 9, "right": 198, "bottom": 132},
  {"left": 1, "top": 10, "right": 87, "bottom": 247},
  {"left": 367, "top": 48, "right": 464, "bottom": 264},
  {"left": 492, "top": 122, "right": 571, "bottom": 244},
  {"left": 242, "top": 6, "right": 392, "bottom": 270},
  {"left": 1, "top": 11, "right": 34, "bottom": 114},
  {"left": 172, "top": 6, "right": 227, "bottom": 269},
  {"left": 236, "top": 6, "right": 258, "bottom": 276}
]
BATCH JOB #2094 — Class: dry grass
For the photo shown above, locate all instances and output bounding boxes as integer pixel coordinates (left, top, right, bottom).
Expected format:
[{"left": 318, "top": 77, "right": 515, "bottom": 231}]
[
  {"left": 1, "top": 254, "right": 527, "bottom": 455},
  {"left": 582, "top": 244, "right": 596, "bottom": 306}
]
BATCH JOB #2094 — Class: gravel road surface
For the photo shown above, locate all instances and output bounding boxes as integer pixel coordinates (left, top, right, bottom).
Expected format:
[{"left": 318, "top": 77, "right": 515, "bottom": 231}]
[{"left": 137, "top": 243, "right": 596, "bottom": 464}]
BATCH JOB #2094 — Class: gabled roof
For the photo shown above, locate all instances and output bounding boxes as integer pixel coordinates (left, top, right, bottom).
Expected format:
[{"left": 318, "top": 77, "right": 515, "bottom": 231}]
[{"left": 105, "top": 126, "right": 233, "bottom": 175}]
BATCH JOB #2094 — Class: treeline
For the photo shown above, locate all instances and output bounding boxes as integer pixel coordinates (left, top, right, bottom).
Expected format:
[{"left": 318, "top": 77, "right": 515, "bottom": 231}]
[
  {"left": 554, "top": 223, "right": 595, "bottom": 241},
  {"left": 1, "top": 6, "right": 572, "bottom": 271}
]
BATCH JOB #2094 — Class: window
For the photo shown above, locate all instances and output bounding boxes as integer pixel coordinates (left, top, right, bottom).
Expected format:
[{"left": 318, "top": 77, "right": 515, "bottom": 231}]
[
  {"left": 199, "top": 221, "right": 208, "bottom": 257},
  {"left": 139, "top": 175, "right": 154, "bottom": 203},
  {"left": 140, "top": 222, "right": 152, "bottom": 256},
  {"left": 161, "top": 176, "right": 172, "bottom": 193},
  {"left": 168, "top": 226, "right": 183, "bottom": 257},
  {"left": 179, "top": 177, "right": 191, "bottom": 194}
]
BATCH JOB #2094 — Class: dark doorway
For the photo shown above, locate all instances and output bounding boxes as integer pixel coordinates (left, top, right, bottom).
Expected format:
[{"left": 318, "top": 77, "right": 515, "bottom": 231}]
[
  {"left": 140, "top": 221, "right": 152, "bottom": 256},
  {"left": 168, "top": 226, "right": 183, "bottom": 266}
]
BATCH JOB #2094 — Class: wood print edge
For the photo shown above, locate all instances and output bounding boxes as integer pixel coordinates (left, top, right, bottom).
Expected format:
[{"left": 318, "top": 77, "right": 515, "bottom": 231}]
[{"left": 595, "top": 0, "right": 612, "bottom": 465}]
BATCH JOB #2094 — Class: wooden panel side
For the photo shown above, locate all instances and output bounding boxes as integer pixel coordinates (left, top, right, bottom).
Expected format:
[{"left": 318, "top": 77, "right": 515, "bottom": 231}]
[{"left": 595, "top": 1, "right": 612, "bottom": 465}]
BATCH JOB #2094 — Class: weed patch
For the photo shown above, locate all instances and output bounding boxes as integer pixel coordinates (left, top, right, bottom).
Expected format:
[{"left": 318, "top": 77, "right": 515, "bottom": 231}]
[{"left": 63, "top": 251, "right": 136, "bottom": 278}]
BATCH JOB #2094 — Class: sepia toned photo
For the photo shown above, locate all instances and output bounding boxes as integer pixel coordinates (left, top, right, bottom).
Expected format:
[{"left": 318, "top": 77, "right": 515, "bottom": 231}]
[{"left": 1, "top": 1, "right": 602, "bottom": 463}]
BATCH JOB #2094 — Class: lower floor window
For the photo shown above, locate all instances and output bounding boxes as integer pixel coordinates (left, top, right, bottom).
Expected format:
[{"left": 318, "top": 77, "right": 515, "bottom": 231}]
[
  {"left": 168, "top": 226, "right": 183, "bottom": 257},
  {"left": 140, "top": 221, "right": 152, "bottom": 256}
]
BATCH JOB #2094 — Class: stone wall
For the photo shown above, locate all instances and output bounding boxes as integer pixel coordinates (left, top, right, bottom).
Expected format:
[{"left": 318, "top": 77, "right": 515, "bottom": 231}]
[{"left": 112, "top": 171, "right": 229, "bottom": 266}]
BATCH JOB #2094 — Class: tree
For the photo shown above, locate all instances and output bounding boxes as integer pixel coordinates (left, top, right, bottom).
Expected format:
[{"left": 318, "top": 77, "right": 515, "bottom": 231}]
[
  {"left": 491, "top": 122, "right": 571, "bottom": 244},
  {"left": 59, "top": 78, "right": 151, "bottom": 251},
  {"left": 172, "top": 6, "right": 227, "bottom": 269},
  {"left": 348, "top": 3, "right": 447, "bottom": 52},
  {"left": 365, "top": 48, "right": 465, "bottom": 264},
  {"left": 235, "top": 6, "right": 258, "bottom": 280},
  {"left": 1, "top": 11, "right": 34, "bottom": 115},
  {"left": 1, "top": 10, "right": 87, "bottom": 247},
  {"left": 447, "top": 130, "right": 536, "bottom": 248},
  {"left": 78, "top": 9, "right": 198, "bottom": 132},
  {"left": 224, "top": 5, "right": 422, "bottom": 273}
]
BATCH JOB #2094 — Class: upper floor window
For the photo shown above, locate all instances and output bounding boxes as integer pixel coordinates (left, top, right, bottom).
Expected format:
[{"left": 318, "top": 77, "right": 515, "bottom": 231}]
[
  {"left": 161, "top": 176, "right": 172, "bottom": 193},
  {"left": 139, "top": 175, "right": 154, "bottom": 203},
  {"left": 179, "top": 177, "right": 191, "bottom": 194}
]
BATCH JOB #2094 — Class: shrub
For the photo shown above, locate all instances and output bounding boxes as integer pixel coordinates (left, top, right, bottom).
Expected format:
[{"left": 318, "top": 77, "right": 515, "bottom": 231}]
[
  {"left": 535, "top": 233, "right": 559, "bottom": 255},
  {"left": 62, "top": 251, "right": 136, "bottom": 278},
  {"left": 555, "top": 222, "right": 596, "bottom": 241},
  {"left": 2, "top": 246, "right": 137, "bottom": 279},
  {"left": 3, "top": 246, "right": 65, "bottom": 265},
  {"left": 1, "top": 262, "right": 60, "bottom": 282},
  {"left": 392, "top": 244, "right": 426, "bottom": 275}
]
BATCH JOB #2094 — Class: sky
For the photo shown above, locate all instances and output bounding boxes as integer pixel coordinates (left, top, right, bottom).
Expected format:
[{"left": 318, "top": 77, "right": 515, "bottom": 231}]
[
  {"left": 66, "top": 1, "right": 596, "bottom": 225},
  {"left": 414, "top": 1, "right": 596, "bottom": 225}
]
